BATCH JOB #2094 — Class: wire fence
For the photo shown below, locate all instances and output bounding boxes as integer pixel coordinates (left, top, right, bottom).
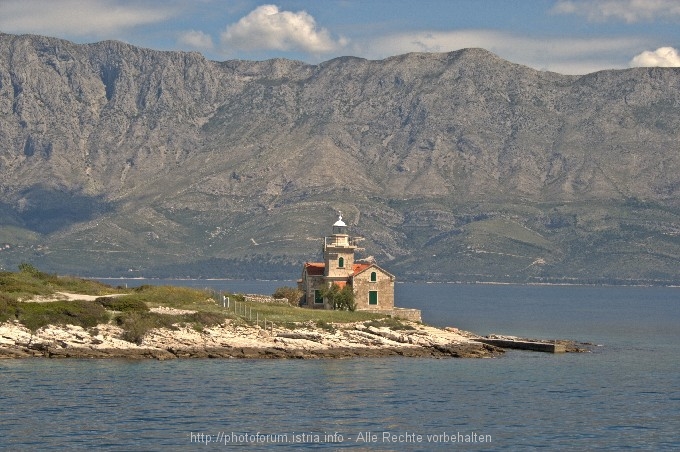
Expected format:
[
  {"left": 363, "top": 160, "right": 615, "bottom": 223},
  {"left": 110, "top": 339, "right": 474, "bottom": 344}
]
[{"left": 207, "top": 289, "right": 276, "bottom": 333}]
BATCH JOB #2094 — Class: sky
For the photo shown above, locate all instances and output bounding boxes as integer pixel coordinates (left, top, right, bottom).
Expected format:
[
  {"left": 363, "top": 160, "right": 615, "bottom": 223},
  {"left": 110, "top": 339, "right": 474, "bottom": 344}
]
[{"left": 0, "top": 0, "right": 679, "bottom": 75}]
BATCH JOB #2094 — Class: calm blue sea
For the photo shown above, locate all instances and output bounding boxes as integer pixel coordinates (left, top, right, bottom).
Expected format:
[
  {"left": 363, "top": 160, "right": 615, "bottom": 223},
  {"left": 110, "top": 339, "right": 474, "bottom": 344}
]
[{"left": 1, "top": 281, "right": 679, "bottom": 451}]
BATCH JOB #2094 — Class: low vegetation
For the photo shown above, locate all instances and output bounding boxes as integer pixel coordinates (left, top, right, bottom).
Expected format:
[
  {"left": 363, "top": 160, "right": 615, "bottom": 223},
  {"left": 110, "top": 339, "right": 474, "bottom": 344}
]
[
  {"left": 96, "top": 297, "right": 149, "bottom": 312},
  {"left": 0, "top": 267, "right": 390, "bottom": 343},
  {"left": 123, "top": 285, "right": 216, "bottom": 310},
  {"left": 320, "top": 283, "right": 356, "bottom": 311},
  {"left": 6, "top": 299, "right": 109, "bottom": 332},
  {"left": 0, "top": 263, "right": 120, "bottom": 301},
  {"left": 272, "top": 286, "right": 303, "bottom": 307},
  {"left": 364, "top": 318, "right": 416, "bottom": 331},
  {"left": 113, "top": 311, "right": 228, "bottom": 345},
  {"left": 231, "top": 296, "right": 382, "bottom": 328}
]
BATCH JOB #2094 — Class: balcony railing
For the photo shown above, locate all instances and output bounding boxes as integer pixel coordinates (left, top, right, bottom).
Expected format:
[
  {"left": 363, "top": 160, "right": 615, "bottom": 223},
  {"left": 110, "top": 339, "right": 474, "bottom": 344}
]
[{"left": 324, "top": 236, "right": 361, "bottom": 248}]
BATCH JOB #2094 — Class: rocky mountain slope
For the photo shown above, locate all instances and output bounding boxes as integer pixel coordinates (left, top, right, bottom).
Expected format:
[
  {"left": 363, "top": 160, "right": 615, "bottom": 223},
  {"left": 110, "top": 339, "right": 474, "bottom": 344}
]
[{"left": 1, "top": 32, "right": 680, "bottom": 283}]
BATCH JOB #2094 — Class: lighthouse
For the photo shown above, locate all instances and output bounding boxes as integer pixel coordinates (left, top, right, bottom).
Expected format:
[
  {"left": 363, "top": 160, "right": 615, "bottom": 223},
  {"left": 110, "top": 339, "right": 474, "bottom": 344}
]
[
  {"left": 323, "top": 212, "right": 357, "bottom": 282},
  {"left": 297, "top": 212, "right": 421, "bottom": 322}
]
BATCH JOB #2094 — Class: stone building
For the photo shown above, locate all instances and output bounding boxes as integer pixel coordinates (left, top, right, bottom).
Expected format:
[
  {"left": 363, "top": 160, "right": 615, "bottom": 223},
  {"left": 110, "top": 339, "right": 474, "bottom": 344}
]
[{"left": 297, "top": 214, "right": 420, "bottom": 321}]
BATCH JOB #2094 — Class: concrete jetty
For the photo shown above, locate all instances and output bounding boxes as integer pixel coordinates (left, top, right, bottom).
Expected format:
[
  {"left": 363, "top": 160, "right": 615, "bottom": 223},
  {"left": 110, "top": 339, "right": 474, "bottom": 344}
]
[{"left": 475, "top": 338, "right": 567, "bottom": 353}]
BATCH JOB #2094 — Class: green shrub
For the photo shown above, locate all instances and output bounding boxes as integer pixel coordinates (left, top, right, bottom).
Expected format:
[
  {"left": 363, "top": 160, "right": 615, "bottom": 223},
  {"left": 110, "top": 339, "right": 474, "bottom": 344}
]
[
  {"left": 0, "top": 294, "right": 18, "bottom": 323},
  {"left": 0, "top": 271, "right": 53, "bottom": 298},
  {"left": 188, "top": 311, "right": 227, "bottom": 326},
  {"left": 18, "top": 263, "right": 48, "bottom": 278},
  {"left": 115, "top": 311, "right": 178, "bottom": 345},
  {"left": 272, "top": 286, "right": 303, "bottom": 306},
  {"left": 364, "top": 318, "right": 415, "bottom": 331},
  {"left": 96, "top": 296, "right": 149, "bottom": 312},
  {"left": 321, "top": 284, "right": 356, "bottom": 311},
  {"left": 133, "top": 284, "right": 154, "bottom": 292},
  {"left": 230, "top": 293, "right": 246, "bottom": 302},
  {"left": 115, "top": 310, "right": 227, "bottom": 344},
  {"left": 16, "top": 300, "right": 109, "bottom": 332},
  {"left": 187, "top": 311, "right": 227, "bottom": 334}
]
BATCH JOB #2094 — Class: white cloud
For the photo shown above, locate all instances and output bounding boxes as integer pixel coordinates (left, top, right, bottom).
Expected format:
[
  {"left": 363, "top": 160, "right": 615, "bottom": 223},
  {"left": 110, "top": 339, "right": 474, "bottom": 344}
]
[
  {"left": 220, "top": 4, "right": 346, "bottom": 54},
  {"left": 552, "top": 0, "right": 680, "bottom": 23},
  {"left": 0, "top": 0, "right": 176, "bottom": 38},
  {"left": 359, "top": 30, "right": 647, "bottom": 74},
  {"left": 178, "top": 30, "right": 214, "bottom": 50},
  {"left": 630, "top": 47, "right": 680, "bottom": 67}
]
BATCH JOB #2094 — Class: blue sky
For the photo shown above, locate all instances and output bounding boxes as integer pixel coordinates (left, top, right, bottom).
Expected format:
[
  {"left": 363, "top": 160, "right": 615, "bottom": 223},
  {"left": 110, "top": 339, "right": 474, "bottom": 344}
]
[{"left": 1, "top": 0, "right": 679, "bottom": 74}]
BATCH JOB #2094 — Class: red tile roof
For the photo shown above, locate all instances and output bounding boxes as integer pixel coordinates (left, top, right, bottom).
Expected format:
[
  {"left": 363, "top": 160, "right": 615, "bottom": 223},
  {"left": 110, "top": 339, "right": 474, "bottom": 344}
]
[
  {"left": 304, "top": 262, "right": 325, "bottom": 276},
  {"left": 352, "top": 263, "right": 372, "bottom": 276}
]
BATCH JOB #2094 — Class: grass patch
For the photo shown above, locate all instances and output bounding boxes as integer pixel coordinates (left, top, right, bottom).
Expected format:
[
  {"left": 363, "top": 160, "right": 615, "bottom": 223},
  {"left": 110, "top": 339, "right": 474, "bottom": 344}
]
[
  {"left": 47, "top": 275, "right": 120, "bottom": 296},
  {"left": 230, "top": 300, "right": 385, "bottom": 325},
  {"left": 125, "top": 285, "right": 218, "bottom": 310},
  {"left": 0, "top": 265, "right": 122, "bottom": 301}
]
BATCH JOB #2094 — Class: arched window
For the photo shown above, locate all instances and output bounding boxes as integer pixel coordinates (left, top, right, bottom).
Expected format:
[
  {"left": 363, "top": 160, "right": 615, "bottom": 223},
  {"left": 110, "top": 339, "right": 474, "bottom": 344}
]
[
  {"left": 338, "top": 257, "right": 344, "bottom": 268},
  {"left": 370, "top": 271, "right": 377, "bottom": 282}
]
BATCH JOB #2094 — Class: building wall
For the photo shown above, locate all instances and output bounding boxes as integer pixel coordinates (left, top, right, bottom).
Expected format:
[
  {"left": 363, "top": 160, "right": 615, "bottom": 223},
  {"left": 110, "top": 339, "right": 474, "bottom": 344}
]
[
  {"left": 301, "top": 274, "right": 329, "bottom": 309},
  {"left": 353, "top": 268, "right": 394, "bottom": 311}
]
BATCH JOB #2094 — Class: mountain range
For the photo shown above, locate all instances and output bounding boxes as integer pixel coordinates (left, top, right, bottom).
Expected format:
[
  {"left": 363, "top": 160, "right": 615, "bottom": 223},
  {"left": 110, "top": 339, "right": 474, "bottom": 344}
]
[{"left": 1, "top": 32, "right": 680, "bottom": 284}]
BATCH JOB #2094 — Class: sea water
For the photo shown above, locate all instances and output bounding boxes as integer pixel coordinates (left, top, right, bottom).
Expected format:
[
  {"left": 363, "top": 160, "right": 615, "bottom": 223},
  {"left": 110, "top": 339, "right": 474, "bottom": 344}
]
[{"left": 1, "top": 282, "right": 679, "bottom": 450}]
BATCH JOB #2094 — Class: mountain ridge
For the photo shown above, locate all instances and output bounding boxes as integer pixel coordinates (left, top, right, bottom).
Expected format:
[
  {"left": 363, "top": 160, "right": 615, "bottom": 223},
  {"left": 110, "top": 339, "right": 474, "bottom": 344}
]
[{"left": 1, "top": 33, "right": 680, "bottom": 283}]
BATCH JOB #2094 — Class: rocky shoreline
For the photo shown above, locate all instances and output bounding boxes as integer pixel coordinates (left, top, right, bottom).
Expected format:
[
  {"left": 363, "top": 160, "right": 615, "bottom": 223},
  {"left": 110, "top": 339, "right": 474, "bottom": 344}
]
[{"left": 0, "top": 319, "right": 505, "bottom": 360}]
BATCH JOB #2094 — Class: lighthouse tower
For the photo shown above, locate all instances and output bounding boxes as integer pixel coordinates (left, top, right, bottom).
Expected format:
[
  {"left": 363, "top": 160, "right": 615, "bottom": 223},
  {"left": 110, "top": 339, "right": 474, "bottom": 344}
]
[{"left": 323, "top": 212, "right": 356, "bottom": 284}]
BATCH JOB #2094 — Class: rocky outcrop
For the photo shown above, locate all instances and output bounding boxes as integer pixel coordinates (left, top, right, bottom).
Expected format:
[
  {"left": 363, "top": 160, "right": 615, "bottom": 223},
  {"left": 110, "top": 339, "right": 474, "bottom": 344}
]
[{"left": 0, "top": 320, "right": 503, "bottom": 360}]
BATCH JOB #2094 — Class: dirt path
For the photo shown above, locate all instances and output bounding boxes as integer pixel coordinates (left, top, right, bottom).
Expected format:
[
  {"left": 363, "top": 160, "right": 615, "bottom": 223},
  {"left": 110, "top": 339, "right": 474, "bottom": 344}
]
[{"left": 23, "top": 292, "right": 124, "bottom": 302}]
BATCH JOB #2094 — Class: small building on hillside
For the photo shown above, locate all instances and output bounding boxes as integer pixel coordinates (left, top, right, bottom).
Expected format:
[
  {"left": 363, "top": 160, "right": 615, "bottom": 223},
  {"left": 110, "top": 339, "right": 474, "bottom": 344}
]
[{"left": 297, "top": 214, "right": 421, "bottom": 321}]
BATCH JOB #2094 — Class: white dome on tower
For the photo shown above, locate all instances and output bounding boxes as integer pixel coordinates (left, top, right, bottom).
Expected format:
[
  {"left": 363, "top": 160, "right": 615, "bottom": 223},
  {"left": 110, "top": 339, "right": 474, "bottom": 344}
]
[{"left": 333, "top": 213, "right": 346, "bottom": 227}]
